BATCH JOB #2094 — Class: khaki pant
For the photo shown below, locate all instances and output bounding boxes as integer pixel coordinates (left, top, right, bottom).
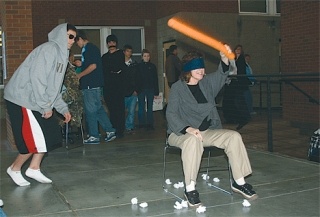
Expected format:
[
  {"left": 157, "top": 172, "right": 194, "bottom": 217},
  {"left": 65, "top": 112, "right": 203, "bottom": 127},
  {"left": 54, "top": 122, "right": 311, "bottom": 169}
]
[{"left": 168, "top": 129, "right": 252, "bottom": 186}]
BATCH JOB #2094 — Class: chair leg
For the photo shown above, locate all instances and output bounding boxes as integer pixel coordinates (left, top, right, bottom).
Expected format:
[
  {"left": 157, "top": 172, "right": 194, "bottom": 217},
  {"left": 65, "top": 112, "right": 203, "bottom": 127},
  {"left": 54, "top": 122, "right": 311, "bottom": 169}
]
[
  {"left": 65, "top": 120, "right": 86, "bottom": 152},
  {"left": 162, "top": 146, "right": 167, "bottom": 189},
  {"left": 65, "top": 122, "right": 69, "bottom": 150},
  {"left": 162, "top": 146, "right": 184, "bottom": 201},
  {"left": 228, "top": 163, "right": 233, "bottom": 195},
  {"left": 206, "top": 150, "right": 211, "bottom": 177},
  {"left": 80, "top": 121, "right": 86, "bottom": 155},
  {"left": 206, "top": 153, "right": 233, "bottom": 195}
]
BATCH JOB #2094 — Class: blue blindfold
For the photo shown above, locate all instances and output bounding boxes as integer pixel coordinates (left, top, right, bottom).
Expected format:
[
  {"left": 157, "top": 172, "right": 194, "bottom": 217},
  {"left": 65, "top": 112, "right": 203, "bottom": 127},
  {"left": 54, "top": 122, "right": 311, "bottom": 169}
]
[{"left": 183, "top": 58, "right": 205, "bottom": 73}]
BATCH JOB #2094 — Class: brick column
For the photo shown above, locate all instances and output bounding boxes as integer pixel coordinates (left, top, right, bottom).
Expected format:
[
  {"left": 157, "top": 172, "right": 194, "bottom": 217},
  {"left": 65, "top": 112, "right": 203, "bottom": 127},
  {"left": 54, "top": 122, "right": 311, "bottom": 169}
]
[{"left": 1, "top": 0, "right": 34, "bottom": 149}]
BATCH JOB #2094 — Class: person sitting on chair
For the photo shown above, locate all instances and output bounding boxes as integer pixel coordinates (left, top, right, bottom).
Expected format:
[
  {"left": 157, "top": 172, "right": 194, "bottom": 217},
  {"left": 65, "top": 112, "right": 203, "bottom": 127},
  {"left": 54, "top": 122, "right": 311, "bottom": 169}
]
[{"left": 166, "top": 46, "right": 258, "bottom": 207}]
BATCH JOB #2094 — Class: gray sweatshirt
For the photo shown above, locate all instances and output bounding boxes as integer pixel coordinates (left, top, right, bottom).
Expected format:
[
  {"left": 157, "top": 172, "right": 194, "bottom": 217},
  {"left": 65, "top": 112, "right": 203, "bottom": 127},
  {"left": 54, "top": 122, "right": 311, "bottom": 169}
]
[
  {"left": 166, "top": 63, "right": 233, "bottom": 135},
  {"left": 4, "top": 23, "right": 69, "bottom": 115}
]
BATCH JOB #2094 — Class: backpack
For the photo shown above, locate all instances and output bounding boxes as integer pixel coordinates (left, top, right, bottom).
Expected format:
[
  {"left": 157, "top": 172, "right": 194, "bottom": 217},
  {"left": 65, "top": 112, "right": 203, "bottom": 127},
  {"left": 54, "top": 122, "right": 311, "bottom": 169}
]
[{"left": 307, "top": 129, "right": 320, "bottom": 162}]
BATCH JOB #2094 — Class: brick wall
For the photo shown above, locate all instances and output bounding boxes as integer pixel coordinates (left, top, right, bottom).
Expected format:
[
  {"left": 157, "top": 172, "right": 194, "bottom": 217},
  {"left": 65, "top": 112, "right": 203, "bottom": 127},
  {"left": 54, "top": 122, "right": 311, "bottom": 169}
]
[
  {"left": 281, "top": 1, "right": 319, "bottom": 73},
  {"left": 155, "top": 1, "right": 237, "bottom": 17},
  {"left": 281, "top": 1, "right": 320, "bottom": 131},
  {"left": 2, "top": 0, "right": 33, "bottom": 80},
  {"left": 1, "top": 0, "right": 34, "bottom": 149}
]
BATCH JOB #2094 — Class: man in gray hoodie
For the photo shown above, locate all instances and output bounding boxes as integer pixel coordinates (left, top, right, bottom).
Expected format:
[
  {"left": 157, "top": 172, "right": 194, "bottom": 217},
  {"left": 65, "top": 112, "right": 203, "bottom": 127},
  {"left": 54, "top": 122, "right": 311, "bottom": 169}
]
[{"left": 4, "top": 23, "right": 76, "bottom": 187}]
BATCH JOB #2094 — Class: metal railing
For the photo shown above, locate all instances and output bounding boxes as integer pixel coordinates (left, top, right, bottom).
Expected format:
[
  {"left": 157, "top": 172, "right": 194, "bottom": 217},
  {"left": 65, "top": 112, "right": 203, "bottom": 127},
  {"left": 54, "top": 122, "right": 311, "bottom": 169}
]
[{"left": 231, "top": 72, "right": 319, "bottom": 152}]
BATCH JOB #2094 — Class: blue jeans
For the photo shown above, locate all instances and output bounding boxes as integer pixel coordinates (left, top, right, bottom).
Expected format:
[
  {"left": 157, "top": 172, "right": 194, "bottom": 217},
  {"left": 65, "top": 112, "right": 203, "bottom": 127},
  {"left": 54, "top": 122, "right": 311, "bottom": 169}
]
[
  {"left": 0, "top": 208, "right": 7, "bottom": 217},
  {"left": 138, "top": 89, "right": 154, "bottom": 127},
  {"left": 82, "top": 88, "right": 115, "bottom": 138},
  {"left": 124, "top": 95, "right": 137, "bottom": 130}
]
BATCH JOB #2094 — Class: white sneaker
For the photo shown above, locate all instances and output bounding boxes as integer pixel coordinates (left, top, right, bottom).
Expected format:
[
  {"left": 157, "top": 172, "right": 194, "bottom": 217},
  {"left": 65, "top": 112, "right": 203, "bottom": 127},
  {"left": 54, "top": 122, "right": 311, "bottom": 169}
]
[
  {"left": 84, "top": 136, "right": 100, "bottom": 144},
  {"left": 7, "top": 167, "right": 30, "bottom": 187},
  {"left": 25, "top": 168, "right": 52, "bottom": 184},
  {"left": 105, "top": 132, "right": 116, "bottom": 142}
]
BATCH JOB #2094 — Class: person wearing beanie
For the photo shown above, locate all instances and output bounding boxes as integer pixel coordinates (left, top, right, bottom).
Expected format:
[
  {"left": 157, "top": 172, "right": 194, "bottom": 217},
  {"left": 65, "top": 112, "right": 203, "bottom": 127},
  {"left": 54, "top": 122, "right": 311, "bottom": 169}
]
[
  {"left": 166, "top": 46, "right": 257, "bottom": 207},
  {"left": 102, "top": 34, "right": 127, "bottom": 138}
]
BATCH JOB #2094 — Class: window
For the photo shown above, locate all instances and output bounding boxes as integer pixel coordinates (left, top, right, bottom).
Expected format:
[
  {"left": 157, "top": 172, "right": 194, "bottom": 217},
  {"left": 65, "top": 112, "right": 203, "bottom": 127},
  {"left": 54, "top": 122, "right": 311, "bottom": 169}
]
[
  {"left": 239, "top": 0, "right": 280, "bottom": 15},
  {"left": 111, "top": 28, "right": 144, "bottom": 63},
  {"left": 70, "top": 26, "right": 144, "bottom": 63}
]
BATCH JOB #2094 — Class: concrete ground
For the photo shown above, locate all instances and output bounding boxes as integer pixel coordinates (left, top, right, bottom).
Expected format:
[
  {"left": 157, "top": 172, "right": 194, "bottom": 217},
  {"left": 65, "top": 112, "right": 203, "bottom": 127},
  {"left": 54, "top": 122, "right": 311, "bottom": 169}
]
[{"left": 0, "top": 90, "right": 319, "bottom": 216}]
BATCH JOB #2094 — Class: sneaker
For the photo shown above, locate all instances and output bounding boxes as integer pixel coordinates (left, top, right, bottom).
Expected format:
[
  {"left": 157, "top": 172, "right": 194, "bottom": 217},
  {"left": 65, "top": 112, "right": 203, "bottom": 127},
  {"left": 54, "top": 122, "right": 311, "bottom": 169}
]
[
  {"left": 25, "top": 168, "right": 52, "bottom": 184},
  {"left": 232, "top": 182, "right": 258, "bottom": 200},
  {"left": 83, "top": 136, "right": 100, "bottom": 144},
  {"left": 105, "top": 132, "right": 116, "bottom": 142},
  {"left": 125, "top": 129, "right": 135, "bottom": 134},
  {"left": 184, "top": 190, "right": 201, "bottom": 207},
  {"left": 7, "top": 167, "right": 30, "bottom": 187}
]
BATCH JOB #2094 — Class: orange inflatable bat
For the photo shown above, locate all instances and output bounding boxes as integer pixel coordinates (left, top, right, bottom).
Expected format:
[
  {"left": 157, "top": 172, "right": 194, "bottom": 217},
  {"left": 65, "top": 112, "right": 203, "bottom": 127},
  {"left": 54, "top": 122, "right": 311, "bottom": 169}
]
[{"left": 168, "top": 17, "right": 235, "bottom": 60}]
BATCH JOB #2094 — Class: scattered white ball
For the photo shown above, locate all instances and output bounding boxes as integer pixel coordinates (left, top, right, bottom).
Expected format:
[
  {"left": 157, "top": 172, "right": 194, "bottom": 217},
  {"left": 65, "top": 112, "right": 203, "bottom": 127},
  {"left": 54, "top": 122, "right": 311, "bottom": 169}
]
[
  {"left": 201, "top": 174, "right": 209, "bottom": 180},
  {"left": 196, "top": 205, "right": 206, "bottom": 213},
  {"left": 181, "top": 200, "right": 188, "bottom": 208},
  {"left": 173, "top": 181, "right": 184, "bottom": 189},
  {"left": 178, "top": 181, "right": 184, "bottom": 187},
  {"left": 242, "top": 199, "right": 251, "bottom": 207},
  {"left": 131, "top": 197, "right": 138, "bottom": 205},
  {"left": 139, "top": 202, "right": 148, "bottom": 208},
  {"left": 174, "top": 201, "right": 183, "bottom": 209},
  {"left": 213, "top": 177, "right": 220, "bottom": 182}
]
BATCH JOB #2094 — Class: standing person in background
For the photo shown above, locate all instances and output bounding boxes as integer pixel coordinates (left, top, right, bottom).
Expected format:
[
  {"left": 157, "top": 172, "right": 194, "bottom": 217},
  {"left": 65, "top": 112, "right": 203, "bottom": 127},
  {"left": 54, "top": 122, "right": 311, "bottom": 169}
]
[
  {"left": 233, "top": 45, "right": 251, "bottom": 130},
  {"left": 61, "top": 54, "right": 83, "bottom": 129},
  {"left": 165, "top": 45, "right": 182, "bottom": 88},
  {"left": 244, "top": 54, "right": 257, "bottom": 115},
  {"left": 123, "top": 44, "right": 139, "bottom": 134},
  {"left": 75, "top": 30, "right": 116, "bottom": 144},
  {"left": 69, "top": 53, "right": 82, "bottom": 74},
  {"left": 163, "top": 45, "right": 182, "bottom": 116},
  {"left": 222, "top": 45, "right": 251, "bottom": 130},
  {"left": 102, "top": 34, "right": 127, "bottom": 138},
  {"left": 137, "top": 49, "right": 159, "bottom": 130},
  {"left": 4, "top": 23, "right": 75, "bottom": 186}
]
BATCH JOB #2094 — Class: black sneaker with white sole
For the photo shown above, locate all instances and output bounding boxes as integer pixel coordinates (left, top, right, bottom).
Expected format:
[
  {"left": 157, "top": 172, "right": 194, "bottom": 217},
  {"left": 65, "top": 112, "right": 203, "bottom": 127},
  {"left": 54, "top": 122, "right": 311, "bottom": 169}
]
[
  {"left": 232, "top": 182, "right": 258, "bottom": 200},
  {"left": 184, "top": 190, "right": 201, "bottom": 207}
]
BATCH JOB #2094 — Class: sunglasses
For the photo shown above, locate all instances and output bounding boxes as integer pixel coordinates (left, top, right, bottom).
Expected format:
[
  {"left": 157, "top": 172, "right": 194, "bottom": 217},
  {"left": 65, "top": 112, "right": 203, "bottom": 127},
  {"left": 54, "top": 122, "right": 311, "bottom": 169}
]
[{"left": 68, "top": 34, "right": 76, "bottom": 40}]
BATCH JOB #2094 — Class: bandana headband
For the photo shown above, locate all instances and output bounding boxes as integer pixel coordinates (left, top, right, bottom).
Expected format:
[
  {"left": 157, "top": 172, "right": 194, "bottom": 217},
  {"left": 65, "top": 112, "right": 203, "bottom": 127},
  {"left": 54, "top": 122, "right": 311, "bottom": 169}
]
[{"left": 183, "top": 58, "right": 205, "bottom": 73}]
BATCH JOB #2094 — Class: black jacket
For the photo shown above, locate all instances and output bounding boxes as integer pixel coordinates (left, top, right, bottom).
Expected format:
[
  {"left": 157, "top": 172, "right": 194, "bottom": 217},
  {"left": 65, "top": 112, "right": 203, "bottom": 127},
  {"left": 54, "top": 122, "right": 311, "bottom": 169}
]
[
  {"left": 123, "top": 60, "right": 139, "bottom": 97},
  {"left": 137, "top": 61, "right": 159, "bottom": 96}
]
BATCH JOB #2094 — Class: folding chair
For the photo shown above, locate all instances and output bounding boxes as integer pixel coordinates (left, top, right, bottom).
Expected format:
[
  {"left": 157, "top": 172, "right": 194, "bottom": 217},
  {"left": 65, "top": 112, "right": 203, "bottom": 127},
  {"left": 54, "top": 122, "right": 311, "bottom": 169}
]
[
  {"left": 162, "top": 135, "right": 233, "bottom": 201},
  {"left": 64, "top": 121, "right": 85, "bottom": 150}
]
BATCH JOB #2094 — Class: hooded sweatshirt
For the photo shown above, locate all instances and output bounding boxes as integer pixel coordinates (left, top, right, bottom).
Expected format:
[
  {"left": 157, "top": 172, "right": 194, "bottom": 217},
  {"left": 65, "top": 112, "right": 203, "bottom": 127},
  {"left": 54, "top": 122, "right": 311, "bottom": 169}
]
[{"left": 4, "top": 23, "right": 70, "bottom": 115}]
